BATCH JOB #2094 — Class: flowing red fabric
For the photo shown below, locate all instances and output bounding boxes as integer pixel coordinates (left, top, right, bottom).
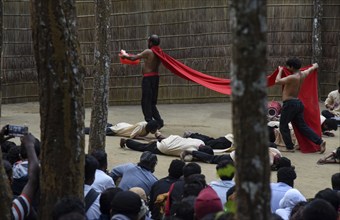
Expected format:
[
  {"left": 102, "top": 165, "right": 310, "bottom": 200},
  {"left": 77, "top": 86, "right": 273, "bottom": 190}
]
[
  {"left": 151, "top": 46, "right": 320, "bottom": 153},
  {"left": 267, "top": 66, "right": 321, "bottom": 153},
  {"left": 151, "top": 46, "right": 232, "bottom": 95}
]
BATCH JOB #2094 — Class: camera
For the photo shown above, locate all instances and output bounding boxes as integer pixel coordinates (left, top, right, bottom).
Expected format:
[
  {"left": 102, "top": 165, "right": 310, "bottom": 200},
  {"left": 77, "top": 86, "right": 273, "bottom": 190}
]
[{"left": 5, "top": 125, "right": 29, "bottom": 137}]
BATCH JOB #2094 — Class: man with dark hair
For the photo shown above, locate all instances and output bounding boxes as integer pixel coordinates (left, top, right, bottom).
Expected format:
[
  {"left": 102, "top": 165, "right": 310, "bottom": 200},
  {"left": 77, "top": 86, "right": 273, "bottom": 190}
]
[
  {"left": 52, "top": 196, "right": 86, "bottom": 220},
  {"left": 120, "top": 34, "right": 164, "bottom": 129},
  {"left": 99, "top": 187, "right": 123, "bottom": 220},
  {"left": 275, "top": 59, "right": 326, "bottom": 153},
  {"left": 331, "top": 172, "right": 340, "bottom": 191},
  {"left": 209, "top": 160, "right": 235, "bottom": 206},
  {"left": 110, "top": 191, "right": 143, "bottom": 220},
  {"left": 110, "top": 151, "right": 158, "bottom": 195},
  {"left": 84, "top": 154, "right": 101, "bottom": 220},
  {"left": 314, "top": 188, "right": 340, "bottom": 213},
  {"left": 90, "top": 149, "right": 115, "bottom": 193},
  {"left": 120, "top": 134, "right": 213, "bottom": 159},
  {"left": 149, "top": 159, "right": 185, "bottom": 220},
  {"left": 270, "top": 167, "right": 297, "bottom": 213},
  {"left": 302, "top": 199, "right": 338, "bottom": 220},
  {"left": 322, "top": 80, "right": 340, "bottom": 121}
]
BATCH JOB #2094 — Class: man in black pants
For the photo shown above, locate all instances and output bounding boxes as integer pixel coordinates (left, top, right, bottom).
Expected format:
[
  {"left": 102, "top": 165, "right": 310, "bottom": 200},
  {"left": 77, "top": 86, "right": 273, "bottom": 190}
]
[{"left": 120, "top": 34, "right": 164, "bottom": 129}]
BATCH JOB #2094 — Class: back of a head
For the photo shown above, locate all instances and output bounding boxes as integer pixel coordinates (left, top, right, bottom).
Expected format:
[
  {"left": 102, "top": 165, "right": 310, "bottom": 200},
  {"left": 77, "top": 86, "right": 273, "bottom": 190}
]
[
  {"left": 286, "top": 58, "right": 302, "bottom": 70},
  {"left": 302, "top": 199, "right": 338, "bottom": 220},
  {"left": 52, "top": 196, "right": 86, "bottom": 220},
  {"left": 148, "top": 34, "right": 160, "bottom": 46},
  {"left": 7, "top": 145, "right": 21, "bottom": 165},
  {"left": 314, "top": 188, "right": 340, "bottom": 212},
  {"left": 331, "top": 172, "right": 340, "bottom": 190},
  {"left": 168, "top": 159, "right": 185, "bottom": 179},
  {"left": 216, "top": 160, "right": 235, "bottom": 181},
  {"left": 183, "top": 162, "right": 201, "bottom": 178},
  {"left": 138, "top": 151, "right": 158, "bottom": 173},
  {"left": 183, "top": 174, "right": 206, "bottom": 197},
  {"left": 1, "top": 140, "right": 16, "bottom": 153},
  {"left": 324, "top": 119, "right": 338, "bottom": 131},
  {"left": 85, "top": 154, "right": 99, "bottom": 183},
  {"left": 145, "top": 120, "right": 159, "bottom": 133},
  {"left": 111, "top": 191, "right": 142, "bottom": 219},
  {"left": 277, "top": 167, "right": 296, "bottom": 187},
  {"left": 90, "top": 149, "right": 107, "bottom": 169},
  {"left": 289, "top": 201, "right": 307, "bottom": 220},
  {"left": 171, "top": 199, "right": 195, "bottom": 220},
  {"left": 129, "top": 187, "right": 147, "bottom": 202},
  {"left": 195, "top": 186, "right": 223, "bottom": 220},
  {"left": 100, "top": 187, "right": 123, "bottom": 215}
]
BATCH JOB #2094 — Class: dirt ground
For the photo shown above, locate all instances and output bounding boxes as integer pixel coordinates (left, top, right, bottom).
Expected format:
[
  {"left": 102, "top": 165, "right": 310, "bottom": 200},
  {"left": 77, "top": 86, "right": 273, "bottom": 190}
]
[{"left": 1, "top": 101, "right": 339, "bottom": 199}]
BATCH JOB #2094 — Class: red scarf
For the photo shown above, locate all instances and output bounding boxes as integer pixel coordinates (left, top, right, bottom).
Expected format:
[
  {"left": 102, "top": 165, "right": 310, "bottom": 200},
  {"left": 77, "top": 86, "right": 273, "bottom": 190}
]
[{"left": 151, "top": 46, "right": 321, "bottom": 153}]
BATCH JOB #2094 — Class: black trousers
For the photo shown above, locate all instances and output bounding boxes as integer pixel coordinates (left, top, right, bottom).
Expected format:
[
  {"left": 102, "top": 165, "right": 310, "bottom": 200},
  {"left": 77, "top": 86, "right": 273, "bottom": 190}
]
[
  {"left": 125, "top": 139, "right": 163, "bottom": 154},
  {"left": 188, "top": 133, "right": 232, "bottom": 149},
  {"left": 192, "top": 151, "right": 232, "bottom": 164},
  {"left": 141, "top": 76, "right": 163, "bottom": 126},
  {"left": 279, "top": 99, "right": 322, "bottom": 149}
]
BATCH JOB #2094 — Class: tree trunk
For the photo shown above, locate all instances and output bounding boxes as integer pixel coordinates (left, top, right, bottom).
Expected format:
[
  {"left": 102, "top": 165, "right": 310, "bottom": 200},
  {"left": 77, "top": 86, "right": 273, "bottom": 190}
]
[
  {"left": 30, "top": 1, "right": 85, "bottom": 219},
  {"left": 0, "top": 150, "right": 12, "bottom": 220},
  {"left": 0, "top": 0, "right": 3, "bottom": 118},
  {"left": 312, "top": 0, "right": 323, "bottom": 98},
  {"left": 88, "top": 0, "right": 111, "bottom": 153},
  {"left": 230, "top": 1, "right": 270, "bottom": 219}
]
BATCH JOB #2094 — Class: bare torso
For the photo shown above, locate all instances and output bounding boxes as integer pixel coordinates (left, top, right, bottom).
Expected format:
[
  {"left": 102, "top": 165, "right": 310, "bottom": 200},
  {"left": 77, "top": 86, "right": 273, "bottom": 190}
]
[
  {"left": 140, "top": 49, "right": 161, "bottom": 74},
  {"left": 281, "top": 72, "right": 302, "bottom": 101}
]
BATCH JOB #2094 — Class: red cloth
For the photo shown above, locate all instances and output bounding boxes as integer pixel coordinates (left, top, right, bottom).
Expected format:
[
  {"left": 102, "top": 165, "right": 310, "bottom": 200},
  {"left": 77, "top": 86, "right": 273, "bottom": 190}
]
[
  {"left": 151, "top": 46, "right": 321, "bottom": 153},
  {"left": 151, "top": 46, "right": 232, "bottom": 95},
  {"left": 267, "top": 67, "right": 321, "bottom": 153}
]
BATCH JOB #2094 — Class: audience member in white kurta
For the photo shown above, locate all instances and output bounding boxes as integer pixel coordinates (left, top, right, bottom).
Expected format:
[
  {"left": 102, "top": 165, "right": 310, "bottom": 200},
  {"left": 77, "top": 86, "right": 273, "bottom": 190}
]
[
  {"left": 209, "top": 160, "right": 235, "bottom": 206},
  {"left": 90, "top": 149, "right": 115, "bottom": 193},
  {"left": 275, "top": 188, "right": 306, "bottom": 220}
]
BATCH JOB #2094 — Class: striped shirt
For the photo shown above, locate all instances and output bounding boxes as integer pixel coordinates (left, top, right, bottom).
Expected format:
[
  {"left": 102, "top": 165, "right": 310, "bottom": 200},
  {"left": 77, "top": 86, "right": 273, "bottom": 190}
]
[{"left": 12, "top": 193, "right": 31, "bottom": 220}]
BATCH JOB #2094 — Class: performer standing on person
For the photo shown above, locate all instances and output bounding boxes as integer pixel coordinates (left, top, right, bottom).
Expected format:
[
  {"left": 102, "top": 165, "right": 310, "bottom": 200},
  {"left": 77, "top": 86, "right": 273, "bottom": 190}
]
[
  {"left": 120, "top": 34, "right": 164, "bottom": 129},
  {"left": 275, "top": 58, "right": 326, "bottom": 153}
]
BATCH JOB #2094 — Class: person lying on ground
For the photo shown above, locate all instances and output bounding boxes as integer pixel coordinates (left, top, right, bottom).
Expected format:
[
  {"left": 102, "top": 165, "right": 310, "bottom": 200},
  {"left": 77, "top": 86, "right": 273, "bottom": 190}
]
[
  {"left": 182, "top": 131, "right": 234, "bottom": 150},
  {"left": 317, "top": 147, "right": 340, "bottom": 165},
  {"left": 120, "top": 134, "right": 214, "bottom": 158},
  {"left": 85, "top": 120, "right": 165, "bottom": 140}
]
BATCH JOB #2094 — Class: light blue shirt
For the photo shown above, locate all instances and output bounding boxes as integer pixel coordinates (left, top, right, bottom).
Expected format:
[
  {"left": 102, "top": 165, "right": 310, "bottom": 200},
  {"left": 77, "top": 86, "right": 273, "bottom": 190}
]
[
  {"left": 209, "top": 180, "right": 235, "bottom": 206},
  {"left": 270, "top": 182, "right": 292, "bottom": 213},
  {"left": 110, "top": 163, "right": 158, "bottom": 195}
]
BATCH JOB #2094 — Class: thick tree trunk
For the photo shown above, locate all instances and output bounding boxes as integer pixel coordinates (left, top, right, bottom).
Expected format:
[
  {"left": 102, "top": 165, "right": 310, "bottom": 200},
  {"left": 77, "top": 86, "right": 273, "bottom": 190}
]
[
  {"left": 88, "top": 0, "right": 111, "bottom": 153},
  {"left": 230, "top": 1, "right": 270, "bottom": 219},
  {"left": 0, "top": 150, "right": 12, "bottom": 220},
  {"left": 0, "top": 0, "right": 3, "bottom": 118},
  {"left": 30, "top": 1, "right": 85, "bottom": 219}
]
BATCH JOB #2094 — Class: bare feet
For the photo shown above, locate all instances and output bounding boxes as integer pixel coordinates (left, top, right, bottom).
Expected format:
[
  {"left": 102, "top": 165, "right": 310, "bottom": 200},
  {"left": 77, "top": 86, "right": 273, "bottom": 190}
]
[
  {"left": 120, "top": 138, "right": 126, "bottom": 148},
  {"left": 319, "top": 141, "right": 326, "bottom": 154}
]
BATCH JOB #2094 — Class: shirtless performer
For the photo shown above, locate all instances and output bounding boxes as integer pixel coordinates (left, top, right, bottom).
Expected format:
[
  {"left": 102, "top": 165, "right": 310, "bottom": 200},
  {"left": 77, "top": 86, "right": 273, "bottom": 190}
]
[
  {"left": 275, "top": 58, "right": 326, "bottom": 153},
  {"left": 120, "top": 34, "right": 164, "bottom": 129}
]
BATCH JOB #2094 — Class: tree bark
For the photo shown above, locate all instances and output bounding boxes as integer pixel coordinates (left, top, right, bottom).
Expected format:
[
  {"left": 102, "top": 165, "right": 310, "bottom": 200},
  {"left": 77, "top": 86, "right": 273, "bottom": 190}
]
[
  {"left": 88, "top": 0, "right": 111, "bottom": 153},
  {"left": 0, "top": 150, "right": 12, "bottom": 220},
  {"left": 30, "top": 1, "right": 85, "bottom": 219},
  {"left": 0, "top": 0, "right": 3, "bottom": 118},
  {"left": 230, "top": 0, "right": 271, "bottom": 219}
]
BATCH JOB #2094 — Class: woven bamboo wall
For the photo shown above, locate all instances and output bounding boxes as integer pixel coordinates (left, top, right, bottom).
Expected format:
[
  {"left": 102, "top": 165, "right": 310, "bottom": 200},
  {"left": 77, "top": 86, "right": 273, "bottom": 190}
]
[{"left": 1, "top": 0, "right": 339, "bottom": 104}]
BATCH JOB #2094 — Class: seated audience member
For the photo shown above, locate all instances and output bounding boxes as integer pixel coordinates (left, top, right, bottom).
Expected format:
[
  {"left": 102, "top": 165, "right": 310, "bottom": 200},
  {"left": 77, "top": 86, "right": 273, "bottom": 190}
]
[
  {"left": 110, "top": 151, "right": 158, "bottom": 196},
  {"left": 129, "top": 187, "right": 150, "bottom": 220},
  {"left": 270, "top": 167, "right": 297, "bottom": 213},
  {"left": 275, "top": 188, "right": 306, "bottom": 220},
  {"left": 314, "top": 188, "right": 340, "bottom": 213},
  {"left": 170, "top": 199, "right": 195, "bottom": 220},
  {"left": 317, "top": 146, "right": 340, "bottom": 165},
  {"left": 209, "top": 160, "right": 235, "bottom": 206},
  {"left": 1, "top": 140, "right": 16, "bottom": 159},
  {"left": 6, "top": 145, "right": 21, "bottom": 165},
  {"left": 322, "top": 80, "right": 340, "bottom": 121},
  {"left": 302, "top": 198, "right": 338, "bottom": 220},
  {"left": 10, "top": 134, "right": 40, "bottom": 220},
  {"left": 149, "top": 159, "right": 185, "bottom": 220},
  {"left": 90, "top": 149, "right": 115, "bottom": 193},
  {"left": 164, "top": 162, "right": 202, "bottom": 218},
  {"left": 331, "top": 173, "right": 340, "bottom": 191},
  {"left": 183, "top": 131, "right": 234, "bottom": 150},
  {"left": 85, "top": 120, "right": 163, "bottom": 140},
  {"left": 52, "top": 196, "right": 86, "bottom": 220},
  {"left": 110, "top": 191, "right": 143, "bottom": 220},
  {"left": 194, "top": 186, "right": 223, "bottom": 220},
  {"left": 289, "top": 201, "right": 307, "bottom": 220},
  {"left": 120, "top": 135, "right": 214, "bottom": 158},
  {"left": 98, "top": 188, "right": 123, "bottom": 220},
  {"left": 84, "top": 154, "right": 101, "bottom": 220}
]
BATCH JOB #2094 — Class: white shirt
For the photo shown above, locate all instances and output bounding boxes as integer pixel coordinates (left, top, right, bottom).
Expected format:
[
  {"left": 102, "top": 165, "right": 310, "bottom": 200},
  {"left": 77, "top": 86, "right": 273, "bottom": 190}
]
[
  {"left": 229, "top": 147, "right": 281, "bottom": 165},
  {"left": 156, "top": 135, "right": 204, "bottom": 156},
  {"left": 325, "top": 90, "right": 340, "bottom": 114},
  {"left": 109, "top": 121, "right": 161, "bottom": 138},
  {"left": 91, "top": 169, "right": 115, "bottom": 193},
  {"left": 84, "top": 184, "right": 101, "bottom": 220}
]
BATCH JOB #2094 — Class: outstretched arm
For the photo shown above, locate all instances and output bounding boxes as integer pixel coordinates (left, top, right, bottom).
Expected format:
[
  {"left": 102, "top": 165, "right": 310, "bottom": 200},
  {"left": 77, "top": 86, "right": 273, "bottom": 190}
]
[
  {"left": 301, "top": 63, "right": 318, "bottom": 79},
  {"left": 275, "top": 66, "right": 286, "bottom": 85},
  {"left": 120, "top": 49, "right": 151, "bottom": 61}
]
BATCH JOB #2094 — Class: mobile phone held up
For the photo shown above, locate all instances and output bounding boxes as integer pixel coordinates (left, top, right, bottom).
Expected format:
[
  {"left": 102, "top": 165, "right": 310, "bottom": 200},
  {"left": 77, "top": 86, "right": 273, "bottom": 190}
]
[{"left": 5, "top": 125, "right": 29, "bottom": 137}]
